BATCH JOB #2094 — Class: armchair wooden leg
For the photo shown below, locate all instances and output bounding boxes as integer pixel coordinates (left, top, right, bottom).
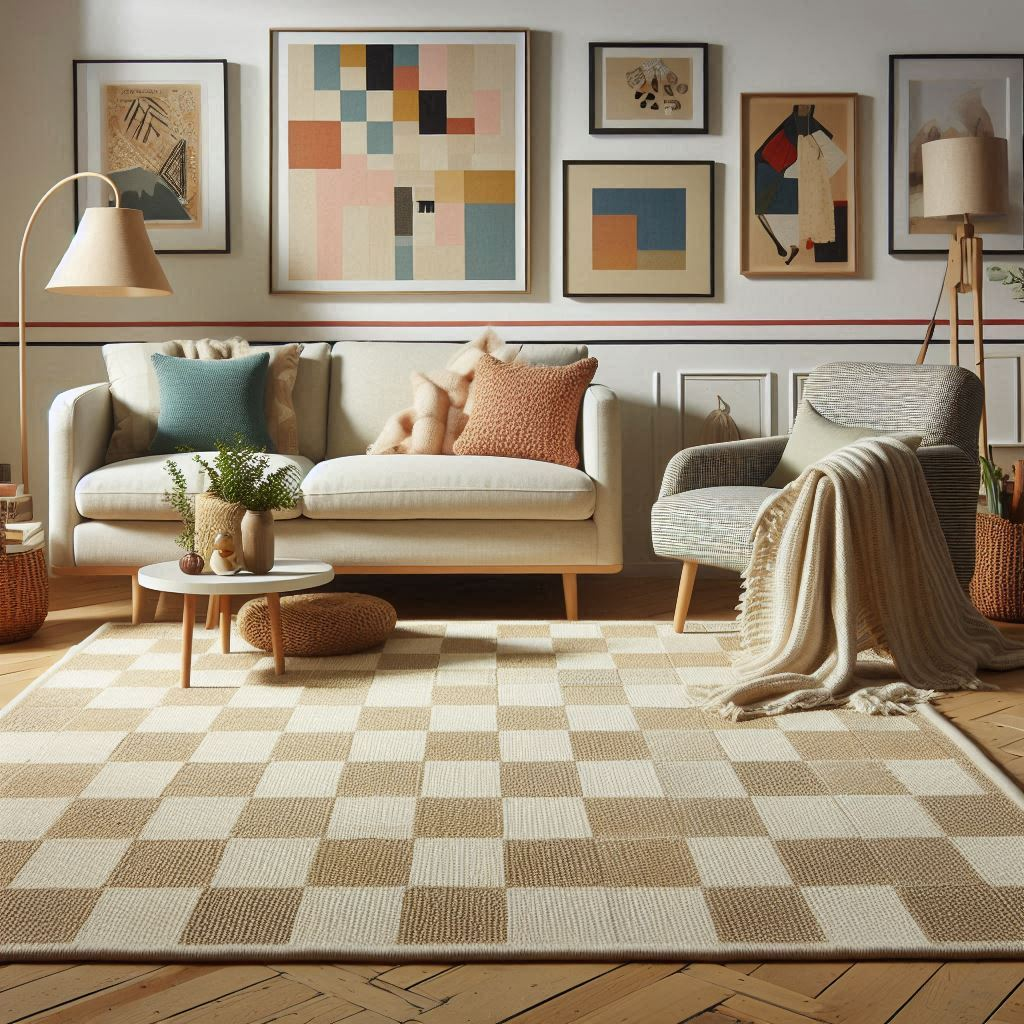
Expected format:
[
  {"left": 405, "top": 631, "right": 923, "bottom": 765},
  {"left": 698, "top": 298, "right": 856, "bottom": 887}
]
[
  {"left": 562, "top": 573, "right": 579, "bottom": 621},
  {"left": 673, "top": 561, "right": 699, "bottom": 633}
]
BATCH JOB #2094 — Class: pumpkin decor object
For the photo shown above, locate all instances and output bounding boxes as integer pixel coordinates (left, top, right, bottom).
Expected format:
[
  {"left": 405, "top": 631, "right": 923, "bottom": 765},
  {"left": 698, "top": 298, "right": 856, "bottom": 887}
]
[
  {"left": 699, "top": 395, "right": 741, "bottom": 445},
  {"left": 178, "top": 551, "right": 205, "bottom": 575}
]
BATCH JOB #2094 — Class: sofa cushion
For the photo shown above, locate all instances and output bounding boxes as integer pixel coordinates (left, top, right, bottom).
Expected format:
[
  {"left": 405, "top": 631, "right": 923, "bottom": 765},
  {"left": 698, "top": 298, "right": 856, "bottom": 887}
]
[
  {"left": 326, "top": 341, "right": 590, "bottom": 458},
  {"left": 301, "top": 454, "right": 596, "bottom": 520},
  {"left": 76, "top": 452, "right": 314, "bottom": 522}
]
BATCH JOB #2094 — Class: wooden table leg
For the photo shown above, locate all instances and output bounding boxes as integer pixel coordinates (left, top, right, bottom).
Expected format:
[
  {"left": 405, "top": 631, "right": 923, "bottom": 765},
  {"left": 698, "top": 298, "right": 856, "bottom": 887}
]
[
  {"left": 181, "top": 593, "right": 196, "bottom": 688},
  {"left": 205, "top": 595, "right": 219, "bottom": 630},
  {"left": 131, "top": 573, "right": 148, "bottom": 625},
  {"left": 220, "top": 595, "right": 231, "bottom": 654},
  {"left": 266, "top": 592, "right": 285, "bottom": 676}
]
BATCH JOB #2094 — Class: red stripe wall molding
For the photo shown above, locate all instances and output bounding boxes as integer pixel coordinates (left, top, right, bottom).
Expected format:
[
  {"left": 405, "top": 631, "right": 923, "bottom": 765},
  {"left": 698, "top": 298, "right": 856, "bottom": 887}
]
[{"left": 3, "top": 317, "right": 1024, "bottom": 329}]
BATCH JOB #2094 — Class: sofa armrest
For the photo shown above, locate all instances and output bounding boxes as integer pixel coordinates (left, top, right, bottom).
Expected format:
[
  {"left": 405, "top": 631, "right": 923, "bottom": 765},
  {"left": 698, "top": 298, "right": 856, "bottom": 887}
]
[
  {"left": 580, "top": 384, "right": 622, "bottom": 567},
  {"left": 916, "top": 443, "right": 980, "bottom": 588},
  {"left": 659, "top": 435, "right": 789, "bottom": 499},
  {"left": 48, "top": 383, "right": 113, "bottom": 569}
]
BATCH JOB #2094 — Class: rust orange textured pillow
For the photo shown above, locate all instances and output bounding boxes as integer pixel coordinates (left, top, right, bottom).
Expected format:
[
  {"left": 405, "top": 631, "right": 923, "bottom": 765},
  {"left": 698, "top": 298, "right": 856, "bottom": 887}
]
[{"left": 453, "top": 354, "right": 598, "bottom": 468}]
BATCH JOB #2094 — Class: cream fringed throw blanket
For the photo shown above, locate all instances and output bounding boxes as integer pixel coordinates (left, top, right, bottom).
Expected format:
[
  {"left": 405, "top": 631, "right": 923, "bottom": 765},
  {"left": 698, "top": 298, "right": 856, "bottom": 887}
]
[{"left": 707, "top": 436, "right": 1024, "bottom": 718}]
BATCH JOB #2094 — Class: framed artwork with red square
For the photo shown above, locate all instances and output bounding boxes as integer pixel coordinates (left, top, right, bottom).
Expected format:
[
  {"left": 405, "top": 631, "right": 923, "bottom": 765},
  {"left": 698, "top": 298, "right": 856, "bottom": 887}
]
[
  {"left": 562, "top": 160, "right": 715, "bottom": 298},
  {"left": 741, "top": 93, "right": 859, "bottom": 277}
]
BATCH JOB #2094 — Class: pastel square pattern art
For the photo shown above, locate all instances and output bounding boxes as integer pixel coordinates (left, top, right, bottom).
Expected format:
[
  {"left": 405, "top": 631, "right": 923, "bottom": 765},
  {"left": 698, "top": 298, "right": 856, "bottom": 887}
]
[{"left": 273, "top": 30, "right": 527, "bottom": 291}]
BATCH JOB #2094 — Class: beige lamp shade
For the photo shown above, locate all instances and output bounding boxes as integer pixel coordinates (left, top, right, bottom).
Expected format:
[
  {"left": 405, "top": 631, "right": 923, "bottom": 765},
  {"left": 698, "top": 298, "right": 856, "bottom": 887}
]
[
  {"left": 46, "top": 207, "right": 172, "bottom": 296},
  {"left": 922, "top": 135, "right": 1009, "bottom": 219}
]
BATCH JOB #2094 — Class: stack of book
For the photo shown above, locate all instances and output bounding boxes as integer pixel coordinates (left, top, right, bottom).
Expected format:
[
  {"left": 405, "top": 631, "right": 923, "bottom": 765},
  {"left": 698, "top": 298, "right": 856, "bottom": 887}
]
[{"left": 2, "top": 520, "right": 44, "bottom": 555}]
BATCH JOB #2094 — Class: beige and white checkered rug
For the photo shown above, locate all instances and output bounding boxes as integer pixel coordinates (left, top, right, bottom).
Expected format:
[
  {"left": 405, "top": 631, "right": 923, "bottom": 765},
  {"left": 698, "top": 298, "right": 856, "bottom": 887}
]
[{"left": 2, "top": 618, "right": 1024, "bottom": 961}]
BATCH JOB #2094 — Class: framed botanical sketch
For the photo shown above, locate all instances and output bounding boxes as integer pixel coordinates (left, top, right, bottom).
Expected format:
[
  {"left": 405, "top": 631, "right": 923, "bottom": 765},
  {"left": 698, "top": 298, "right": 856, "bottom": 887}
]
[
  {"left": 73, "top": 59, "right": 230, "bottom": 254},
  {"left": 563, "top": 160, "right": 714, "bottom": 298},
  {"left": 889, "top": 54, "right": 1024, "bottom": 254},
  {"left": 270, "top": 29, "right": 529, "bottom": 293},
  {"left": 740, "top": 93, "right": 858, "bottom": 277},
  {"left": 589, "top": 42, "right": 708, "bottom": 134}
]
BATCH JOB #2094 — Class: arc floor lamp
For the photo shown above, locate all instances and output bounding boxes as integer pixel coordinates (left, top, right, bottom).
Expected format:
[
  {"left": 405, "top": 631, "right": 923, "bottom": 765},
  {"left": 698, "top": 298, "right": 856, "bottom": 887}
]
[{"left": 17, "top": 172, "right": 172, "bottom": 496}]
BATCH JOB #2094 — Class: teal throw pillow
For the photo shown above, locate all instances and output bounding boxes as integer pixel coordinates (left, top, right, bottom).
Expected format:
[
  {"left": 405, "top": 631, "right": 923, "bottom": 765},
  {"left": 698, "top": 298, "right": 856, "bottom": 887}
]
[{"left": 148, "top": 352, "right": 275, "bottom": 454}]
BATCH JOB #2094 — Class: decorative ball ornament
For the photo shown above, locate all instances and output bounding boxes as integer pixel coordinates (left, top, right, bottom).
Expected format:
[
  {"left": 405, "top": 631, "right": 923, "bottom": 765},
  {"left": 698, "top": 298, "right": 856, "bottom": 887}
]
[{"left": 178, "top": 551, "right": 205, "bottom": 575}]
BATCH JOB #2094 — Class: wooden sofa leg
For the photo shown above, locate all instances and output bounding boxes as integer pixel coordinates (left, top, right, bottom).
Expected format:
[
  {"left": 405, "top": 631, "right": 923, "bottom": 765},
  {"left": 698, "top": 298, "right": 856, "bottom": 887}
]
[
  {"left": 673, "top": 561, "right": 699, "bottom": 633},
  {"left": 131, "top": 573, "right": 148, "bottom": 625},
  {"left": 562, "top": 573, "right": 579, "bottom": 621},
  {"left": 205, "top": 595, "right": 219, "bottom": 631}
]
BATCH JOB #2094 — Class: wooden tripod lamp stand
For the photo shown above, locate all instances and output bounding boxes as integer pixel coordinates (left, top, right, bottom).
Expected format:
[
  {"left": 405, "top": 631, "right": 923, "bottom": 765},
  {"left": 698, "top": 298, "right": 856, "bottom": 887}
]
[{"left": 915, "top": 135, "right": 1009, "bottom": 456}]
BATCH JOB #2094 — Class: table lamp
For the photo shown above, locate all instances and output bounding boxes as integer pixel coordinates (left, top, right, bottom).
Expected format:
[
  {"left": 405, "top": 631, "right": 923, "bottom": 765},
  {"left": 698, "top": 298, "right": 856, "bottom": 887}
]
[
  {"left": 17, "top": 171, "right": 172, "bottom": 497},
  {"left": 915, "top": 135, "right": 1009, "bottom": 455}
]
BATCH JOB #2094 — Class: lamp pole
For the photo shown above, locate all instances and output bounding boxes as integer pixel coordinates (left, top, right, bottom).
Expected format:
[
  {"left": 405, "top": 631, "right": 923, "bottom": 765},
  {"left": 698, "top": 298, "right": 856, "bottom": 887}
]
[{"left": 18, "top": 172, "right": 121, "bottom": 494}]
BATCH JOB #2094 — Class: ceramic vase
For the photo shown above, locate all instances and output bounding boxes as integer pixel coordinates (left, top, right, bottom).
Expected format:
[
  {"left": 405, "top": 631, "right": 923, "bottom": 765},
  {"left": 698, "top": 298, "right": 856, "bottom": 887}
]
[
  {"left": 178, "top": 551, "right": 204, "bottom": 575},
  {"left": 241, "top": 510, "right": 275, "bottom": 575}
]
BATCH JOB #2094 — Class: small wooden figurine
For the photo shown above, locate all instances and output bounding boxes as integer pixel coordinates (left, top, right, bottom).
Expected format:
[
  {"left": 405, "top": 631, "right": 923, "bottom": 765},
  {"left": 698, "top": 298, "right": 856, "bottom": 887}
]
[{"left": 210, "top": 532, "right": 241, "bottom": 575}]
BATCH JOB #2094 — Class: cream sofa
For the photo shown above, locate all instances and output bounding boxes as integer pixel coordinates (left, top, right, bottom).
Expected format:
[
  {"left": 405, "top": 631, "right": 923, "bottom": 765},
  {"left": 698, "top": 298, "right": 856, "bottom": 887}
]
[{"left": 49, "top": 341, "right": 622, "bottom": 618}]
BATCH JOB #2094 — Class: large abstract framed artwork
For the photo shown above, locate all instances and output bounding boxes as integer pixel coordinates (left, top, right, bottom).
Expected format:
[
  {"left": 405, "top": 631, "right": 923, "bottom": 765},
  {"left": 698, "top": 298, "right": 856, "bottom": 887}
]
[
  {"left": 589, "top": 43, "right": 708, "bottom": 134},
  {"left": 74, "top": 60, "right": 230, "bottom": 254},
  {"left": 889, "top": 54, "right": 1024, "bottom": 254},
  {"left": 270, "top": 29, "right": 529, "bottom": 293},
  {"left": 563, "top": 160, "right": 714, "bottom": 298},
  {"left": 741, "top": 93, "right": 858, "bottom": 277}
]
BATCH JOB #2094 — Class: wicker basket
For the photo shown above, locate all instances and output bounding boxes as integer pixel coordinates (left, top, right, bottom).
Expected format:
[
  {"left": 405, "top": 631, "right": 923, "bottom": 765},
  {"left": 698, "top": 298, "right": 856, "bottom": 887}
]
[
  {"left": 0, "top": 507, "right": 48, "bottom": 644},
  {"left": 195, "top": 492, "right": 246, "bottom": 573},
  {"left": 970, "top": 512, "right": 1024, "bottom": 623}
]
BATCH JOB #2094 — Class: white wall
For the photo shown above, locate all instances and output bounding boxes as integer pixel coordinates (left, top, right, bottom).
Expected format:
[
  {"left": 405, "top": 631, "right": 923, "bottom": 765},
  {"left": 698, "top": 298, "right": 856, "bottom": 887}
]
[{"left": 2, "top": 0, "right": 1024, "bottom": 571}]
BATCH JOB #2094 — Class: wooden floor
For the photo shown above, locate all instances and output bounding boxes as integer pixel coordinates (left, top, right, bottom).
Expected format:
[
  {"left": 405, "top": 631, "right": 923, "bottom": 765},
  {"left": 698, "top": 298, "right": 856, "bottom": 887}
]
[{"left": 3, "top": 573, "right": 1024, "bottom": 1024}]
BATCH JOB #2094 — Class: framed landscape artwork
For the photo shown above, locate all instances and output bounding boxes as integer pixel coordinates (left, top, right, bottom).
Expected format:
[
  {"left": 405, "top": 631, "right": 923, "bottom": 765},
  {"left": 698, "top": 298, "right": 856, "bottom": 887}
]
[
  {"left": 740, "top": 93, "right": 858, "bottom": 277},
  {"left": 563, "top": 160, "right": 714, "bottom": 298},
  {"left": 889, "top": 54, "right": 1024, "bottom": 254},
  {"left": 270, "top": 29, "right": 529, "bottom": 293},
  {"left": 73, "top": 59, "right": 229, "bottom": 254},
  {"left": 589, "top": 42, "right": 708, "bottom": 134}
]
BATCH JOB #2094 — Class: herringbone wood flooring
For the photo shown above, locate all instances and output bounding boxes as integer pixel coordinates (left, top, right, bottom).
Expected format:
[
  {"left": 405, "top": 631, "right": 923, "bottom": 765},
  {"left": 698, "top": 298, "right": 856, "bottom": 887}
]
[{"left": 2, "top": 573, "right": 1024, "bottom": 1024}]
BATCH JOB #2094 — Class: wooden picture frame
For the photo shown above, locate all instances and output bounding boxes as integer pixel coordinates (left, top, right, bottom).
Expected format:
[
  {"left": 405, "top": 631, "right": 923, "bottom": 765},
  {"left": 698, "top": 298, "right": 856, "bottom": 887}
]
[
  {"left": 269, "top": 28, "right": 529, "bottom": 293},
  {"left": 589, "top": 42, "right": 708, "bottom": 134},
  {"left": 740, "top": 92, "right": 858, "bottom": 277},
  {"left": 889, "top": 53, "right": 1024, "bottom": 255},
  {"left": 563, "top": 160, "right": 715, "bottom": 298},
  {"left": 73, "top": 59, "right": 230, "bottom": 254}
]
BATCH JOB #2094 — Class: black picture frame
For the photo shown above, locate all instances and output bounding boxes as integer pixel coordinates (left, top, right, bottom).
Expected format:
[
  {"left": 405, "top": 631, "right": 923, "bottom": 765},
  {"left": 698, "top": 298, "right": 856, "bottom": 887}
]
[
  {"left": 589, "top": 42, "right": 709, "bottom": 135},
  {"left": 72, "top": 58, "right": 231, "bottom": 254},
  {"left": 888, "top": 52, "right": 1024, "bottom": 255},
  {"left": 562, "top": 159, "right": 716, "bottom": 299}
]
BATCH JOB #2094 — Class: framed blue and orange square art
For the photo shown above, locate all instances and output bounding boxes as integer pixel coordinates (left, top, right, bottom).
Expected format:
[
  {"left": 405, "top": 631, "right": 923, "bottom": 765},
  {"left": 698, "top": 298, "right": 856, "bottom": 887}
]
[
  {"left": 270, "top": 29, "right": 529, "bottom": 293},
  {"left": 562, "top": 161, "right": 714, "bottom": 297}
]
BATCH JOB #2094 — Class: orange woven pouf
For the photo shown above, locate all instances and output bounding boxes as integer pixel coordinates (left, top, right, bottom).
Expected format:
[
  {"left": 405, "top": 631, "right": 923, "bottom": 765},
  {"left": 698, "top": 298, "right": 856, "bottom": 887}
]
[{"left": 237, "top": 592, "right": 397, "bottom": 656}]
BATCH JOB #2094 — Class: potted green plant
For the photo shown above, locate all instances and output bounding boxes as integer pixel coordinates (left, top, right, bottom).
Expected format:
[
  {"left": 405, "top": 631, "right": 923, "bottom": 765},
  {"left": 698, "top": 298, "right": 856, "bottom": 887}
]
[
  {"left": 194, "top": 438, "right": 303, "bottom": 574},
  {"left": 971, "top": 455, "right": 1024, "bottom": 622},
  {"left": 163, "top": 461, "right": 203, "bottom": 574}
]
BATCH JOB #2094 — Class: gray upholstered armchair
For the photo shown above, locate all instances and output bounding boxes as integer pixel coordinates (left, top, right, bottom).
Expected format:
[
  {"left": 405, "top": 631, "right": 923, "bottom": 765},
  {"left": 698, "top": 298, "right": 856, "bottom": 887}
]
[{"left": 652, "top": 361, "right": 984, "bottom": 631}]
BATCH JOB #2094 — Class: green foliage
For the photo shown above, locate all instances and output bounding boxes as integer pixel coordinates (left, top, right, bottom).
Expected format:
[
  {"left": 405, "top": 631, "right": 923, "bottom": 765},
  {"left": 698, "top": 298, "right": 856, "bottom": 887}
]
[
  {"left": 163, "top": 460, "right": 197, "bottom": 552},
  {"left": 194, "top": 435, "right": 302, "bottom": 513},
  {"left": 981, "top": 455, "right": 1008, "bottom": 519},
  {"left": 988, "top": 264, "right": 1024, "bottom": 302}
]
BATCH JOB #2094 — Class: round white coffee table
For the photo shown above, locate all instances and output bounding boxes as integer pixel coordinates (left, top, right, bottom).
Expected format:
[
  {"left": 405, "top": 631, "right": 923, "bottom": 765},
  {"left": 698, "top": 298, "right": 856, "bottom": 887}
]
[{"left": 137, "top": 559, "right": 335, "bottom": 687}]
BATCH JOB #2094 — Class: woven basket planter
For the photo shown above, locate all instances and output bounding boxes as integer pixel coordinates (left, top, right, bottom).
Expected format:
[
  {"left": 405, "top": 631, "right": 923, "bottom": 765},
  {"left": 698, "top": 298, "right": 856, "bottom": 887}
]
[
  {"left": 970, "top": 512, "right": 1024, "bottom": 623},
  {"left": 194, "top": 493, "right": 246, "bottom": 573},
  {"left": 1, "top": 546, "right": 48, "bottom": 644}
]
